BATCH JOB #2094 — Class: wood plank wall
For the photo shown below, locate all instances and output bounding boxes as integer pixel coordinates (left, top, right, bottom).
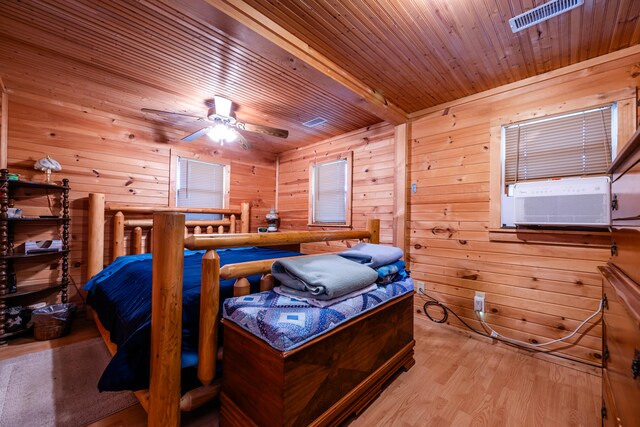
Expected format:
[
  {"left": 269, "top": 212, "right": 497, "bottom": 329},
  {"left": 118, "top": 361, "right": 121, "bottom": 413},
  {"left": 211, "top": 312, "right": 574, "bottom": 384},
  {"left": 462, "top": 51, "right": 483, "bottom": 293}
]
[
  {"left": 408, "top": 50, "right": 640, "bottom": 367},
  {"left": 277, "top": 122, "right": 399, "bottom": 253},
  {"left": 3, "top": 92, "right": 277, "bottom": 303}
]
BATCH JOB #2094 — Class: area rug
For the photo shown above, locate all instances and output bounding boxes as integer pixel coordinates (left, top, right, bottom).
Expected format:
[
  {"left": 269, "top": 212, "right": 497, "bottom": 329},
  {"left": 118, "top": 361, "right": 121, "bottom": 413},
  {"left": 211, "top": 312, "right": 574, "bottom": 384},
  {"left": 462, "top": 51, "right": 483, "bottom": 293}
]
[{"left": 0, "top": 337, "right": 138, "bottom": 427}]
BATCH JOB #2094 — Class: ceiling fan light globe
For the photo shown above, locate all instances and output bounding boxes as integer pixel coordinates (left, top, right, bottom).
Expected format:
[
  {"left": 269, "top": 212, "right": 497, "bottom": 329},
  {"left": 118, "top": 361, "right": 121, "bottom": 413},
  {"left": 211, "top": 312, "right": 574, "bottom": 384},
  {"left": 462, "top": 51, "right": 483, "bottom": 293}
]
[
  {"left": 225, "top": 128, "right": 238, "bottom": 143},
  {"left": 207, "top": 123, "right": 227, "bottom": 142}
]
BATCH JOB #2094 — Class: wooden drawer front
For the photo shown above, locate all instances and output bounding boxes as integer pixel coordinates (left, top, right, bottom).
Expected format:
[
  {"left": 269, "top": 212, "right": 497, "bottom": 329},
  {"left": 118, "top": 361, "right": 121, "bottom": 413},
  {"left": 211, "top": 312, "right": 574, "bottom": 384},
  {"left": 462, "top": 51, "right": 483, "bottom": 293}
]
[
  {"left": 603, "top": 278, "right": 640, "bottom": 426},
  {"left": 612, "top": 159, "right": 640, "bottom": 221},
  {"left": 603, "top": 369, "right": 621, "bottom": 427},
  {"left": 611, "top": 227, "right": 640, "bottom": 285}
]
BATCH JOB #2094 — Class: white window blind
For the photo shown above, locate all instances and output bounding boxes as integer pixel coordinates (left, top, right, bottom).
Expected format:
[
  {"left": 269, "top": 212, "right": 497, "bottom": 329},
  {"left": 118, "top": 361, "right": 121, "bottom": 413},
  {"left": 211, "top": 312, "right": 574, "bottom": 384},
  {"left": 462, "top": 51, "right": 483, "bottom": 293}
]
[
  {"left": 504, "top": 105, "right": 613, "bottom": 186},
  {"left": 176, "top": 158, "right": 226, "bottom": 219},
  {"left": 312, "top": 159, "right": 347, "bottom": 223}
]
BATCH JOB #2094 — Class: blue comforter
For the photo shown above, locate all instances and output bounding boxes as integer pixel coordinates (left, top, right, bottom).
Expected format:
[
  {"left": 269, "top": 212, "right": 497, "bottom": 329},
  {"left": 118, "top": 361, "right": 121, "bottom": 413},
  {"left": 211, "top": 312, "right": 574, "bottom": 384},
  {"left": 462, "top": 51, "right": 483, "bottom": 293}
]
[{"left": 83, "top": 247, "right": 301, "bottom": 392}]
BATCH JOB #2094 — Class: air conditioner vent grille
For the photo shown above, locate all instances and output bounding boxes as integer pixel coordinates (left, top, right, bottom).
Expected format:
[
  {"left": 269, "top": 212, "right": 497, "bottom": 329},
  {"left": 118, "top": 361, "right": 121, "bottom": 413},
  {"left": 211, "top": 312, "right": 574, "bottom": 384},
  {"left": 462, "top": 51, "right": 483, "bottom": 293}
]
[
  {"left": 509, "top": 0, "right": 584, "bottom": 33},
  {"left": 513, "top": 176, "right": 611, "bottom": 227}
]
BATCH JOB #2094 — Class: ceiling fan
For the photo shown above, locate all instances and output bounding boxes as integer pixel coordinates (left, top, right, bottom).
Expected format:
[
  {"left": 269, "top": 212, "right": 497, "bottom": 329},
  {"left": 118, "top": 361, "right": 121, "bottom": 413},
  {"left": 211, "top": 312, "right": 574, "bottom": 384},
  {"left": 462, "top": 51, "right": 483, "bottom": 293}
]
[{"left": 142, "top": 96, "right": 289, "bottom": 150}]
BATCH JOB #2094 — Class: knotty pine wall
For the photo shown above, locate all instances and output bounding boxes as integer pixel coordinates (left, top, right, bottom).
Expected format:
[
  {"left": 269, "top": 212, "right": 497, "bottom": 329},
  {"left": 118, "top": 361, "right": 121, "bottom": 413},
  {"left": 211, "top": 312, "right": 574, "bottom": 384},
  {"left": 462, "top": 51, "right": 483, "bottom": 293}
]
[
  {"left": 3, "top": 92, "right": 277, "bottom": 304},
  {"left": 408, "top": 49, "right": 640, "bottom": 367},
  {"left": 277, "top": 122, "right": 402, "bottom": 253}
]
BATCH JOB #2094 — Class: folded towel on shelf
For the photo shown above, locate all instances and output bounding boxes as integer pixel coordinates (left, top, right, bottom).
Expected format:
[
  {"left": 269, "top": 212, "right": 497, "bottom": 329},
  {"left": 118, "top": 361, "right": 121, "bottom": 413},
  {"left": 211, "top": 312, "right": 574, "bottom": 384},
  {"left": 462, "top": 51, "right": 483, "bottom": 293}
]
[
  {"left": 272, "top": 254, "right": 378, "bottom": 300},
  {"left": 273, "top": 283, "right": 378, "bottom": 308},
  {"left": 338, "top": 243, "right": 404, "bottom": 268},
  {"left": 376, "top": 260, "right": 407, "bottom": 284}
]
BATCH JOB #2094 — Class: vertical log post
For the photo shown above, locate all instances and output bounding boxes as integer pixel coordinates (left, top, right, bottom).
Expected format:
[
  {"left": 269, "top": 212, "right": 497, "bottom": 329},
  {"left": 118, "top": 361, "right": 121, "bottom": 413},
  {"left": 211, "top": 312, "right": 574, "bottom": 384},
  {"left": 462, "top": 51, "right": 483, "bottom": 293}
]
[
  {"left": 194, "top": 226, "right": 202, "bottom": 235},
  {"left": 87, "top": 193, "right": 105, "bottom": 279},
  {"left": 198, "top": 249, "right": 219, "bottom": 386},
  {"left": 206, "top": 226, "right": 213, "bottom": 234},
  {"left": 218, "top": 225, "right": 224, "bottom": 234},
  {"left": 367, "top": 218, "right": 380, "bottom": 244},
  {"left": 148, "top": 213, "right": 185, "bottom": 427},
  {"left": 260, "top": 273, "right": 274, "bottom": 292},
  {"left": 112, "top": 211, "right": 125, "bottom": 262},
  {"left": 133, "top": 227, "right": 143, "bottom": 255},
  {"left": 233, "top": 277, "right": 250, "bottom": 296},
  {"left": 240, "top": 202, "right": 250, "bottom": 233},
  {"left": 148, "top": 228, "right": 154, "bottom": 253},
  {"left": 229, "top": 214, "right": 236, "bottom": 234}
]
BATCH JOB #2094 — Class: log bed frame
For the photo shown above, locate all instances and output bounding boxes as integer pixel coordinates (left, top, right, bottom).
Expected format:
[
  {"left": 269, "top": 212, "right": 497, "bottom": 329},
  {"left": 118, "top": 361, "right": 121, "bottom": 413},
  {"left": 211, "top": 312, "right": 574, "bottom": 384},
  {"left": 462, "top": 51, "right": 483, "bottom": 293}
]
[{"left": 86, "top": 193, "right": 415, "bottom": 426}]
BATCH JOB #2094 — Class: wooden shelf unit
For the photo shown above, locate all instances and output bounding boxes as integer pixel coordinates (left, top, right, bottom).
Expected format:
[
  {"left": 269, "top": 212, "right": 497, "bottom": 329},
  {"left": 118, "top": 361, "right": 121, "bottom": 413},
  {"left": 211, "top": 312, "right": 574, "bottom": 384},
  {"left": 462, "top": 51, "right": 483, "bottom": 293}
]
[{"left": 0, "top": 169, "right": 70, "bottom": 345}]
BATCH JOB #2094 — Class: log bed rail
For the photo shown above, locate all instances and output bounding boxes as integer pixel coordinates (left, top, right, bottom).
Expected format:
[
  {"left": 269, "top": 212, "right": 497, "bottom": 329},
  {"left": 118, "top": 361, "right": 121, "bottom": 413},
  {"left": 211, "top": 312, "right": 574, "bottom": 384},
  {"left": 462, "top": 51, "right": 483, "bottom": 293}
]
[{"left": 86, "top": 193, "right": 381, "bottom": 427}]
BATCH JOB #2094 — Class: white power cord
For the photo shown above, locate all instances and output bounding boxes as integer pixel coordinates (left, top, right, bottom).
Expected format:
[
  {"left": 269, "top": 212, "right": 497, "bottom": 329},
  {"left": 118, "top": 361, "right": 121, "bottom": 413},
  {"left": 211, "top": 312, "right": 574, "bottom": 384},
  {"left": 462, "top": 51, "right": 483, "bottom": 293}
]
[{"left": 476, "top": 298, "right": 603, "bottom": 348}]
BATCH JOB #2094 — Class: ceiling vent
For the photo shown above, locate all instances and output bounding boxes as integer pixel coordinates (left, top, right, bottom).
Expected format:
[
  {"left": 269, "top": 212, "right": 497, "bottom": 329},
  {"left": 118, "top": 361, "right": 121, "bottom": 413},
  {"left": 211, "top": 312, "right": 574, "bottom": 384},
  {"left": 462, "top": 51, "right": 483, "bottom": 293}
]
[
  {"left": 509, "top": 0, "right": 584, "bottom": 33},
  {"left": 303, "top": 117, "right": 327, "bottom": 127}
]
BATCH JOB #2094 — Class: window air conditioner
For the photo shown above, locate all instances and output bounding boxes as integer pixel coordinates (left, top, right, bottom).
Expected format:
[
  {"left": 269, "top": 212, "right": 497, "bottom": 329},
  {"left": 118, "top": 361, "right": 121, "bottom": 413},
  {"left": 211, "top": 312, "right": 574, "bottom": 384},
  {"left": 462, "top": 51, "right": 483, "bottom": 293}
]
[{"left": 513, "top": 176, "right": 611, "bottom": 227}]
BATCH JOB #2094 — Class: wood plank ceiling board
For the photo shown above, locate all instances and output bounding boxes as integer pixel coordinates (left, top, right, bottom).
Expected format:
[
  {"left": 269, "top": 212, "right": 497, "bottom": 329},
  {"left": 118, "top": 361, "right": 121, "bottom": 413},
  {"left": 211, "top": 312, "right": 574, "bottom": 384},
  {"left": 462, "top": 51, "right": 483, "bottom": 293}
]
[
  {"left": 0, "top": 0, "right": 386, "bottom": 154},
  {"left": 241, "top": 0, "right": 640, "bottom": 113}
]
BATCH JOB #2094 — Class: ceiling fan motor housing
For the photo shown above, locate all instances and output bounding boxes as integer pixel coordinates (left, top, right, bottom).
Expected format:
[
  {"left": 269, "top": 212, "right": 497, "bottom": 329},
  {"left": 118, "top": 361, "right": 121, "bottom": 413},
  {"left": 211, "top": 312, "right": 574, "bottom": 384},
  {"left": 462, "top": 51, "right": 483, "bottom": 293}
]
[{"left": 207, "top": 108, "right": 237, "bottom": 125}]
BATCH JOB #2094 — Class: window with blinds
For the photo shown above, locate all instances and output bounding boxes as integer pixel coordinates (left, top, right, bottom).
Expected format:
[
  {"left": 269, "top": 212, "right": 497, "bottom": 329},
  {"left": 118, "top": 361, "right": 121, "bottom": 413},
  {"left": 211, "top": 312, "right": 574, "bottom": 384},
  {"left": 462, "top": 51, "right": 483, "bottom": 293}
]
[
  {"left": 176, "top": 157, "right": 227, "bottom": 220},
  {"left": 500, "top": 104, "right": 616, "bottom": 227},
  {"left": 310, "top": 157, "right": 351, "bottom": 225},
  {"left": 503, "top": 105, "right": 614, "bottom": 186}
]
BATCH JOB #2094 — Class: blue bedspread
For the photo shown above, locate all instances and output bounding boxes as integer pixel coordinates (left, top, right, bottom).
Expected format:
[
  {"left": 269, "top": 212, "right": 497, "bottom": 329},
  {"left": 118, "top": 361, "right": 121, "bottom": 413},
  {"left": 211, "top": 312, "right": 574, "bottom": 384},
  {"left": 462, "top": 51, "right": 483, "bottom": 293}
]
[
  {"left": 223, "top": 277, "right": 414, "bottom": 351},
  {"left": 83, "top": 247, "right": 302, "bottom": 392}
]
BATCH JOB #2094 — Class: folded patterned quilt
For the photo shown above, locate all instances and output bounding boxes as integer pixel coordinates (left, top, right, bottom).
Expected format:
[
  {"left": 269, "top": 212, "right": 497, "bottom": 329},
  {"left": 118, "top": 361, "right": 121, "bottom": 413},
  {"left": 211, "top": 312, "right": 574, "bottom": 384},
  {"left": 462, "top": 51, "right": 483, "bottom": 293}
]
[
  {"left": 271, "top": 254, "right": 378, "bottom": 300},
  {"left": 376, "top": 260, "right": 407, "bottom": 284},
  {"left": 338, "top": 242, "right": 403, "bottom": 268}
]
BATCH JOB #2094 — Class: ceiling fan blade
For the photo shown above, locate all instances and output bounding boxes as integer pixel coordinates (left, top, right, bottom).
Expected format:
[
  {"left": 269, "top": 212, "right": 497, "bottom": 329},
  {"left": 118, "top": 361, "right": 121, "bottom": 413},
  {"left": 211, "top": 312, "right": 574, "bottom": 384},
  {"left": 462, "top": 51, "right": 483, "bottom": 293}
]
[
  {"left": 235, "top": 121, "right": 289, "bottom": 139},
  {"left": 235, "top": 132, "right": 250, "bottom": 150},
  {"left": 182, "top": 127, "right": 210, "bottom": 142},
  {"left": 141, "top": 108, "right": 203, "bottom": 120}
]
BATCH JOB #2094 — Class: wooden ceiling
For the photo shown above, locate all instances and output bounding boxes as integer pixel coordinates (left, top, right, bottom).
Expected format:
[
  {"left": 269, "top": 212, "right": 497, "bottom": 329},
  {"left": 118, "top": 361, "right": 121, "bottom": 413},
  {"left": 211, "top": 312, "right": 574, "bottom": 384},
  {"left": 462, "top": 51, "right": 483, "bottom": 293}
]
[
  {"left": 240, "top": 0, "right": 640, "bottom": 113},
  {"left": 1, "top": 0, "right": 639, "bottom": 153},
  {"left": 0, "top": 0, "right": 382, "bottom": 154}
]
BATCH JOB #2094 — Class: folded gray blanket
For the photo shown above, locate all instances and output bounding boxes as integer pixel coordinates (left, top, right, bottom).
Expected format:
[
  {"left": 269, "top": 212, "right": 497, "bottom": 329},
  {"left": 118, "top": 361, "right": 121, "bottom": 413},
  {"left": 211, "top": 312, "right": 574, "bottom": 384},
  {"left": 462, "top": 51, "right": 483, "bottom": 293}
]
[
  {"left": 271, "top": 254, "right": 378, "bottom": 300},
  {"left": 338, "top": 243, "right": 403, "bottom": 268}
]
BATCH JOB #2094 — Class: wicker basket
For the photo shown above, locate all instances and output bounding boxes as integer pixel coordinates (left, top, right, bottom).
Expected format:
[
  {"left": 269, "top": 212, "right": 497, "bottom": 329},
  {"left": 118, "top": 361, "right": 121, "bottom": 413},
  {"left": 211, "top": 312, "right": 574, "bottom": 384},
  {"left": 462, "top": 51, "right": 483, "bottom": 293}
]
[
  {"left": 32, "top": 303, "right": 76, "bottom": 341},
  {"left": 33, "top": 318, "right": 68, "bottom": 340}
]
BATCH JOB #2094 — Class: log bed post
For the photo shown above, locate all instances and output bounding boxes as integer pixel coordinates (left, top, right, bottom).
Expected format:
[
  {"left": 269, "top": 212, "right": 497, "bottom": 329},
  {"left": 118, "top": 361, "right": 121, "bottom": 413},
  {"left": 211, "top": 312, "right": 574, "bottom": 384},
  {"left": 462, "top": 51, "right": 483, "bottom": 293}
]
[
  {"left": 133, "top": 227, "right": 143, "bottom": 255},
  {"left": 240, "top": 202, "right": 250, "bottom": 233},
  {"left": 149, "top": 212, "right": 185, "bottom": 427},
  {"left": 229, "top": 214, "right": 236, "bottom": 234},
  {"left": 113, "top": 211, "right": 125, "bottom": 262},
  {"left": 234, "top": 277, "right": 250, "bottom": 296},
  {"left": 367, "top": 218, "right": 380, "bottom": 244},
  {"left": 87, "top": 193, "right": 105, "bottom": 279},
  {"left": 198, "top": 250, "right": 219, "bottom": 386}
]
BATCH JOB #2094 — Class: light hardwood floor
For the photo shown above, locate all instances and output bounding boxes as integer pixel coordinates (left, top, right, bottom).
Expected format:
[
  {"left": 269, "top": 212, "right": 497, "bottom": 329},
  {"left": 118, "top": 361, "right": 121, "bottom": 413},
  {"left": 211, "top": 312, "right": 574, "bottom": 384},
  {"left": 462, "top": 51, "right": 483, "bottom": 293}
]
[{"left": 2, "top": 317, "right": 601, "bottom": 426}]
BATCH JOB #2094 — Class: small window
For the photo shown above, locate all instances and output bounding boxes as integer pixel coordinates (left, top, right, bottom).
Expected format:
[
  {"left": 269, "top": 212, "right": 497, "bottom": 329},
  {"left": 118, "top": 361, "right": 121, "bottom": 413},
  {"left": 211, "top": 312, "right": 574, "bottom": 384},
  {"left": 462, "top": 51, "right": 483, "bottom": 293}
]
[
  {"left": 309, "top": 153, "right": 352, "bottom": 226},
  {"left": 500, "top": 104, "right": 616, "bottom": 227},
  {"left": 176, "top": 157, "right": 228, "bottom": 220}
]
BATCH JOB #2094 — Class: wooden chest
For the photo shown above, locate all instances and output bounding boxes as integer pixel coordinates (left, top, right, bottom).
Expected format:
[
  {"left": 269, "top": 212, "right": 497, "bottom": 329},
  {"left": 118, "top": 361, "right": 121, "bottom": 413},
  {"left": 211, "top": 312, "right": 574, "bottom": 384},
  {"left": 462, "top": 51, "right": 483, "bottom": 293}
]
[{"left": 220, "top": 292, "right": 415, "bottom": 427}]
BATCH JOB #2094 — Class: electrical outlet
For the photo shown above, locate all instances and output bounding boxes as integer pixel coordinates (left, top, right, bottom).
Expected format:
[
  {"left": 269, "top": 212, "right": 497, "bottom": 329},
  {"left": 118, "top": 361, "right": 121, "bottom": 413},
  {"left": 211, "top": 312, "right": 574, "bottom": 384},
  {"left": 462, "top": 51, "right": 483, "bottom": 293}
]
[
  {"left": 474, "top": 291, "right": 485, "bottom": 312},
  {"left": 417, "top": 281, "right": 425, "bottom": 293}
]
